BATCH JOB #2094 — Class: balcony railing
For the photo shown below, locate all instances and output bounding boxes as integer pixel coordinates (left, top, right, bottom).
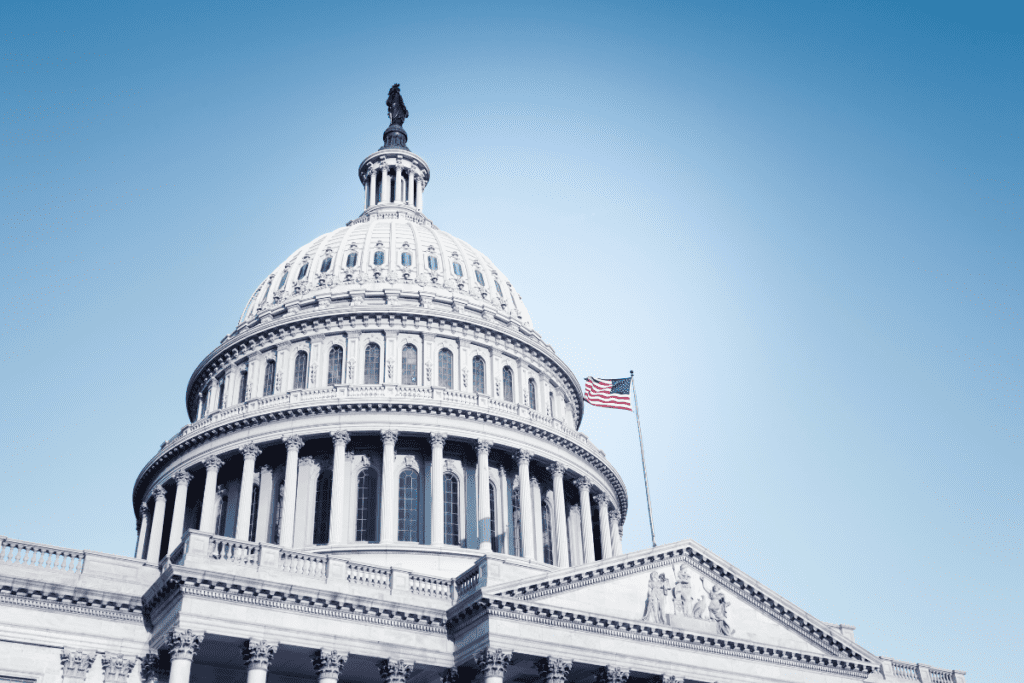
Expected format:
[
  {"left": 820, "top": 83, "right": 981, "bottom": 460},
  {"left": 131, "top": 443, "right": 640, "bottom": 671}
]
[
  {"left": 881, "top": 658, "right": 965, "bottom": 683},
  {"left": 0, "top": 537, "right": 85, "bottom": 573}
]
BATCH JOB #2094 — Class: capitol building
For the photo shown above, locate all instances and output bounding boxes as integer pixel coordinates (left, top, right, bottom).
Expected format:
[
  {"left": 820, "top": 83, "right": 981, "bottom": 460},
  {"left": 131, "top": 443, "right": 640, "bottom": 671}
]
[{"left": 0, "top": 89, "right": 964, "bottom": 683}]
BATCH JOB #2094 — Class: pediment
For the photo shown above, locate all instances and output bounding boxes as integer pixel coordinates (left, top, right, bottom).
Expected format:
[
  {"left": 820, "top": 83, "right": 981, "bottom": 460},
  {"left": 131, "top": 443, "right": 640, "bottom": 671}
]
[{"left": 487, "top": 540, "right": 874, "bottom": 662}]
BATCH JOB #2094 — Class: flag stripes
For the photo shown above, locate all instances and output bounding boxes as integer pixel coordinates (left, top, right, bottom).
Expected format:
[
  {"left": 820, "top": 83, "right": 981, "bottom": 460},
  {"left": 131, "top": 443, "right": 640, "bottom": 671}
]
[{"left": 584, "top": 376, "right": 632, "bottom": 411}]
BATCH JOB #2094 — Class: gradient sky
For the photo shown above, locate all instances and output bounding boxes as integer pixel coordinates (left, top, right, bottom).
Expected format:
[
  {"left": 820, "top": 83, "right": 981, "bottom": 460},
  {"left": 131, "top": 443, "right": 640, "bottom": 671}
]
[{"left": 2, "top": 2, "right": 1020, "bottom": 681}]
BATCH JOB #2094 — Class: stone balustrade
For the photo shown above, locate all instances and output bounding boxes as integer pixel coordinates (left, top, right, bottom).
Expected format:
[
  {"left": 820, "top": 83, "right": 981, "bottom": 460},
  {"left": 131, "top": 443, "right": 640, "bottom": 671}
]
[
  {"left": 167, "top": 530, "right": 457, "bottom": 605},
  {"left": 881, "top": 657, "right": 964, "bottom": 683},
  {"left": 0, "top": 537, "right": 85, "bottom": 573}
]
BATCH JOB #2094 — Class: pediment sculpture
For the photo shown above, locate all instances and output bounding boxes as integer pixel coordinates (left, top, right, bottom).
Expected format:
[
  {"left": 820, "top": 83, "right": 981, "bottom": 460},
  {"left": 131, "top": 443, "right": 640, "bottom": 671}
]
[{"left": 643, "top": 565, "right": 734, "bottom": 636}]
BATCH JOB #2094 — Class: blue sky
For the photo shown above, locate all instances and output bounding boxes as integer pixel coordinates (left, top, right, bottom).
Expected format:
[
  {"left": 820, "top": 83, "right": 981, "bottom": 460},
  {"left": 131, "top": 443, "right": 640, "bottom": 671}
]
[{"left": 2, "top": 2, "right": 1020, "bottom": 681}]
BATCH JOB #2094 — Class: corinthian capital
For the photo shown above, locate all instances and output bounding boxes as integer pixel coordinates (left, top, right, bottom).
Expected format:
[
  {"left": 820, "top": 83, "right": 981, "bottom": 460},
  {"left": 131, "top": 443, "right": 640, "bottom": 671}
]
[
  {"left": 476, "top": 439, "right": 493, "bottom": 455},
  {"left": 173, "top": 470, "right": 193, "bottom": 486},
  {"left": 547, "top": 463, "right": 566, "bottom": 478},
  {"left": 380, "top": 429, "right": 399, "bottom": 446},
  {"left": 597, "top": 667, "right": 630, "bottom": 683},
  {"left": 152, "top": 485, "right": 167, "bottom": 500},
  {"left": 283, "top": 434, "right": 305, "bottom": 451},
  {"left": 331, "top": 430, "right": 351, "bottom": 446},
  {"left": 475, "top": 649, "right": 513, "bottom": 678},
  {"left": 609, "top": 508, "right": 620, "bottom": 523},
  {"left": 242, "top": 640, "right": 278, "bottom": 671},
  {"left": 140, "top": 654, "right": 163, "bottom": 683},
  {"left": 429, "top": 432, "right": 448, "bottom": 448},
  {"left": 537, "top": 658, "right": 573, "bottom": 683},
  {"left": 241, "top": 442, "right": 262, "bottom": 460},
  {"left": 61, "top": 649, "right": 96, "bottom": 680},
  {"left": 593, "top": 492, "right": 608, "bottom": 507},
  {"left": 203, "top": 456, "right": 224, "bottom": 472},
  {"left": 313, "top": 650, "right": 348, "bottom": 678},
  {"left": 515, "top": 449, "right": 532, "bottom": 465},
  {"left": 167, "top": 628, "right": 204, "bottom": 661},
  {"left": 576, "top": 476, "right": 592, "bottom": 491},
  {"left": 379, "top": 658, "right": 415, "bottom": 683},
  {"left": 139, "top": 502, "right": 149, "bottom": 517},
  {"left": 101, "top": 654, "right": 137, "bottom": 683}
]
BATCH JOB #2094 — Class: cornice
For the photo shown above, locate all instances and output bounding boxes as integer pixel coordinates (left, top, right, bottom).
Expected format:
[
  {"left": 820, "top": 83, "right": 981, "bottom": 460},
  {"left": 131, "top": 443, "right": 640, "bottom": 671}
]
[
  {"left": 145, "top": 570, "right": 448, "bottom": 635},
  {"left": 133, "top": 398, "right": 628, "bottom": 522},
  {"left": 448, "top": 597, "right": 874, "bottom": 680},
  {"left": 0, "top": 581, "right": 145, "bottom": 623},
  {"left": 186, "top": 302, "right": 585, "bottom": 429}
]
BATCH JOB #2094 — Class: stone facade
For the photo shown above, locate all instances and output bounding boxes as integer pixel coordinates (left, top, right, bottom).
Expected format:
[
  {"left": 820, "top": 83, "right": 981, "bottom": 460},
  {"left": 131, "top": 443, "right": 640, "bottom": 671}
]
[{"left": 0, "top": 97, "right": 963, "bottom": 683}]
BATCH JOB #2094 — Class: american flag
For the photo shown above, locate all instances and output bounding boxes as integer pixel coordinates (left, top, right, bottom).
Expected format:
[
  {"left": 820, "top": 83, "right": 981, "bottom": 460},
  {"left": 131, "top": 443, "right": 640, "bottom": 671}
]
[{"left": 584, "top": 376, "right": 632, "bottom": 411}]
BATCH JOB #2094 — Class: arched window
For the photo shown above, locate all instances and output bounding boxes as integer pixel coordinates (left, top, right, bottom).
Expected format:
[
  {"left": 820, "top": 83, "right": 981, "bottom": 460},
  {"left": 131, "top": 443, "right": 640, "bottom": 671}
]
[
  {"left": 216, "top": 375, "right": 226, "bottom": 410},
  {"left": 502, "top": 366, "right": 514, "bottom": 402},
  {"left": 548, "top": 391, "right": 554, "bottom": 416},
  {"left": 346, "top": 253, "right": 357, "bottom": 268},
  {"left": 528, "top": 378, "right": 537, "bottom": 410},
  {"left": 373, "top": 251, "right": 385, "bottom": 266},
  {"left": 472, "top": 356, "right": 486, "bottom": 394},
  {"left": 438, "top": 348, "right": 454, "bottom": 389},
  {"left": 494, "top": 280, "right": 503, "bottom": 297},
  {"left": 320, "top": 255, "right": 333, "bottom": 272},
  {"left": 355, "top": 469, "right": 379, "bottom": 542},
  {"left": 453, "top": 262, "right": 463, "bottom": 277},
  {"left": 237, "top": 367, "right": 248, "bottom": 403},
  {"left": 398, "top": 469, "right": 419, "bottom": 542},
  {"left": 277, "top": 271, "right": 289, "bottom": 289},
  {"left": 248, "top": 483, "right": 260, "bottom": 543},
  {"left": 475, "top": 270, "right": 486, "bottom": 287},
  {"left": 263, "top": 360, "right": 276, "bottom": 396},
  {"left": 401, "top": 252, "right": 412, "bottom": 267},
  {"left": 443, "top": 472, "right": 459, "bottom": 545},
  {"left": 215, "top": 487, "right": 228, "bottom": 536},
  {"left": 259, "top": 283, "right": 271, "bottom": 305},
  {"left": 298, "top": 262, "right": 309, "bottom": 280},
  {"left": 401, "top": 344, "right": 418, "bottom": 385},
  {"left": 489, "top": 482, "right": 498, "bottom": 553},
  {"left": 313, "top": 470, "right": 332, "bottom": 545},
  {"left": 427, "top": 255, "right": 438, "bottom": 271},
  {"left": 364, "top": 343, "right": 381, "bottom": 384},
  {"left": 327, "top": 346, "right": 344, "bottom": 385},
  {"left": 542, "top": 501, "right": 554, "bottom": 565},
  {"left": 293, "top": 350, "right": 308, "bottom": 390}
]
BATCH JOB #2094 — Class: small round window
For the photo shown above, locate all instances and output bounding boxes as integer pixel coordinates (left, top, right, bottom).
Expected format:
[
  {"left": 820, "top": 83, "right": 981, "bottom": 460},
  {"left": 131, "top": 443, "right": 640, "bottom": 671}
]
[
  {"left": 427, "top": 256, "right": 438, "bottom": 271},
  {"left": 277, "top": 271, "right": 289, "bottom": 289},
  {"left": 320, "top": 255, "right": 333, "bottom": 272},
  {"left": 453, "top": 263, "right": 463, "bottom": 277},
  {"left": 475, "top": 270, "right": 485, "bottom": 287},
  {"left": 346, "top": 253, "right": 357, "bottom": 268},
  {"left": 494, "top": 280, "right": 503, "bottom": 297},
  {"left": 298, "top": 263, "right": 309, "bottom": 280},
  {"left": 374, "top": 251, "right": 385, "bottom": 266},
  {"left": 401, "top": 252, "right": 412, "bottom": 267}
]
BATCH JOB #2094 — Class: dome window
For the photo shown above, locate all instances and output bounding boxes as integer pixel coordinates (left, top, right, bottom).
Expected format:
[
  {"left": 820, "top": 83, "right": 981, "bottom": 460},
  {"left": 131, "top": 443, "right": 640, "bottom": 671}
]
[
  {"left": 277, "top": 271, "right": 289, "bottom": 290},
  {"left": 453, "top": 262, "right": 463, "bottom": 277},
  {"left": 438, "top": 348, "right": 454, "bottom": 389},
  {"left": 298, "top": 263, "right": 309, "bottom": 280},
  {"left": 402, "top": 344, "right": 418, "bottom": 385},
  {"left": 320, "top": 255, "right": 333, "bottom": 272},
  {"left": 263, "top": 360, "right": 276, "bottom": 397},
  {"left": 364, "top": 343, "right": 381, "bottom": 384},
  {"left": 374, "top": 251, "right": 385, "bottom": 266},
  {"left": 475, "top": 270, "right": 486, "bottom": 287},
  {"left": 427, "top": 256, "right": 438, "bottom": 271},
  {"left": 346, "top": 253, "right": 358, "bottom": 268},
  {"left": 259, "top": 283, "right": 271, "bottom": 304},
  {"left": 472, "top": 356, "right": 486, "bottom": 394},
  {"left": 401, "top": 252, "right": 412, "bottom": 267},
  {"left": 494, "top": 280, "right": 503, "bottom": 297},
  {"left": 293, "top": 350, "right": 308, "bottom": 390}
]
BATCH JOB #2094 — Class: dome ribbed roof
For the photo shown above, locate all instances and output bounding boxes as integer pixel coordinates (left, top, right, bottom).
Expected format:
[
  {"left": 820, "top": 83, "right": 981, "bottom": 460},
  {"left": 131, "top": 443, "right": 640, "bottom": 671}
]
[{"left": 238, "top": 208, "right": 533, "bottom": 329}]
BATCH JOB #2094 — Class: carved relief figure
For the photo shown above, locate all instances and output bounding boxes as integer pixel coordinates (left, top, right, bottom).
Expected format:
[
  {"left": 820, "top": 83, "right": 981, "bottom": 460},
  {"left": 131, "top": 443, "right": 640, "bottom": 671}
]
[
  {"left": 706, "top": 583, "right": 735, "bottom": 636},
  {"left": 642, "top": 570, "right": 670, "bottom": 624},
  {"left": 673, "top": 566, "right": 694, "bottom": 618}
]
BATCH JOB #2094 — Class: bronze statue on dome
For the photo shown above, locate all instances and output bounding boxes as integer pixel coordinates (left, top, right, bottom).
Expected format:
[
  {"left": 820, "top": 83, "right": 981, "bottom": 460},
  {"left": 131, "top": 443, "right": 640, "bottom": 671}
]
[{"left": 387, "top": 84, "right": 408, "bottom": 126}]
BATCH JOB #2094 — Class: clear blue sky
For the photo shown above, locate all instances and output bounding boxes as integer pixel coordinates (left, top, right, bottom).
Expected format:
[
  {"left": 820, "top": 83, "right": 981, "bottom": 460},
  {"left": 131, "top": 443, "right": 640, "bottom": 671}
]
[{"left": 3, "top": 2, "right": 1020, "bottom": 680}]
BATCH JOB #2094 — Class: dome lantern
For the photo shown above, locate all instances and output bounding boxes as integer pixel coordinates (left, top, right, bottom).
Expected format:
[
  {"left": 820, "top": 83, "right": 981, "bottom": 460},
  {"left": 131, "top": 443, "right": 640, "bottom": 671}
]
[{"left": 358, "top": 84, "right": 430, "bottom": 213}]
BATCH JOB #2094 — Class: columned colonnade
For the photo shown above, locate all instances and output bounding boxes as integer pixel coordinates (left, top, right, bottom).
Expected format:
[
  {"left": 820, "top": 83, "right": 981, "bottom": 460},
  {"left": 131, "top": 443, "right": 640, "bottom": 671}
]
[
  {"left": 137, "top": 430, "right": 623, "bottom": 567},
  {"left": 364, "top": 158, "right": 425, "bottom": 211}
]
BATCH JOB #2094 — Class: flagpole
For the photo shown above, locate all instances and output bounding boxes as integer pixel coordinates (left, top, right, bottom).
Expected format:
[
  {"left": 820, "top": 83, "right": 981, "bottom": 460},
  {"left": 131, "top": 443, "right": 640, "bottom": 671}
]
[{"left": 630, "top": 370, "right": 657, "bottom": 548}]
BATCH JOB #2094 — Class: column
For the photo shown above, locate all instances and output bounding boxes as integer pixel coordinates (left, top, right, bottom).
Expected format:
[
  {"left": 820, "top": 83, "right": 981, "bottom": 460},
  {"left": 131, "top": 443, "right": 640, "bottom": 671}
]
[
  {"left": 101, "top": 654, "right": 137, "bottom": 683},
  {"left": 496, "top": 464, "right": 508, "bottom": 553},
  {"left": 537, "top": 658, "right": 572, "bottom": 683},
  {"left": 313, "top": 651, "right": 348, "bottom": 683},
  {"left": 567, "top": 505, "right": 582, "bottom": 566},
  {"left": 597, "top": 667, "right": 630, "bottom": 683},
  {"left": 329, "top": 431, "right": 350, "bottom": 545},
  {"left": 516, "top": 451, "right": 535, "bottom": 560},
  {"left": 168, "top": 470, "right": 193, "bottom": 546},
  {"left": 294, "top": 456, "right": 318, "bottom": 546},
  {"left": 430, "top": 432, "right": 447, "bottom": 545},
  {"left": 255, "top": 465, "right": 274, "bottom": 543},
  {"left": 531, "top": 476, "right": 543, "bottom": 561},
  {"left": 416, "top": 176, "right": 424, "bottom": 211},
  {"left": 369, "top": 167, "right": 377, "bottom": 206},
  {"left": 380, "top": 429, "right": 399, "bottom": 543},
  {"left": 381, "top": 166, "right": 391, "bottom": 203},
  {"left": 60, "top": 649, "right": 96, "bottom": 681},
  {"left": 135, "top": 503, "right": 149, "bottom": 559},
  {"left": 380, "top": 659, "right": 414, "bottom": 683},
  {"left": 236, "top": 443, "right": 260, "bottom": 541},
  {"left": 609, "top": 509, "right": 622, "bottom": 556},
  {"left": 476, "top": 439, "right": 493, "bottom": 552},
  {"left": 548, "top": 464, "right": 569, "bottom": 567},
  {"left": 595, "top": 492, "right": 612, "bottom": 560},
  {"left": 475, "top": 649, "right": 512, "bottom": 683},
  {"left": 577, "top": 477, "right": 596, "bottom": 564},
  {"left": 198, "top": 457, "right": 224, "bottom": 533},
  {"left": 279, "top": 435, "right": 304, "bottom": 547},
  {"left": 146, "top": 486, "right": 167, "bottom": 561},
  {"left": 242, "top": 640, "right": 278, "bottom": 683},
  {"left": 140, "top": 654, "right": 161, "bottom": 683},
  {"left": 167, "top": 629, "right": 203, "bottom": 683}
]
